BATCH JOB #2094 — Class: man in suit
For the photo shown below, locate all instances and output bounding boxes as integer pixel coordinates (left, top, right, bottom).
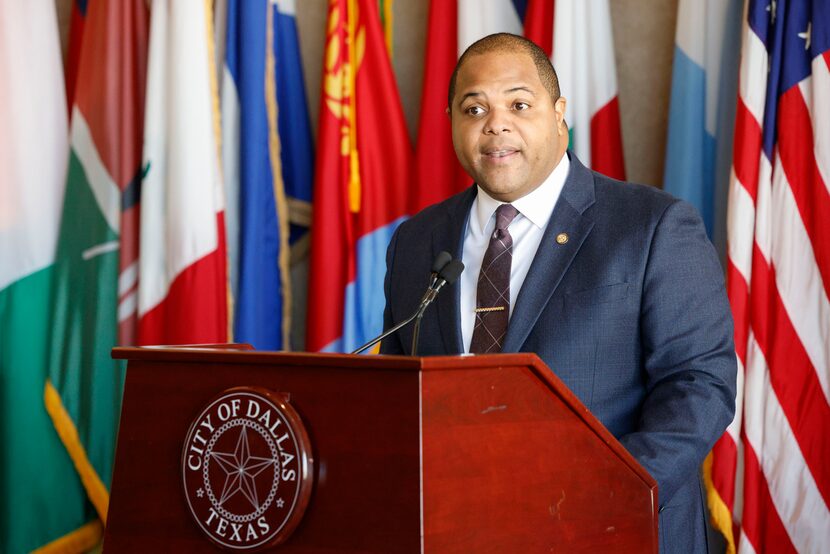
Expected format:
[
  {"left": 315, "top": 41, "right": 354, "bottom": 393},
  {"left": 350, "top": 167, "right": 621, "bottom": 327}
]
[{"left": 380, "top": 33, "right": 736, "bottom": 552}]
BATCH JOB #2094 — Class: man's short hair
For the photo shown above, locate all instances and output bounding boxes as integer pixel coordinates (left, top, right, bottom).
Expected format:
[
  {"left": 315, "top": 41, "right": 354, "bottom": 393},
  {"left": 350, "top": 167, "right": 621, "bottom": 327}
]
[{"left": 447, "top": 33, "right": 560, "bottom": 110}]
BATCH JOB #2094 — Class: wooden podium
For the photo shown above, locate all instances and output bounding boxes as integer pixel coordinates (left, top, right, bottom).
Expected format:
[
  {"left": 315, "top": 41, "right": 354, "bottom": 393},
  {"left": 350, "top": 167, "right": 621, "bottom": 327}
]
[{"left": 106, "top": 346, "right": 657, "bottom": 552}]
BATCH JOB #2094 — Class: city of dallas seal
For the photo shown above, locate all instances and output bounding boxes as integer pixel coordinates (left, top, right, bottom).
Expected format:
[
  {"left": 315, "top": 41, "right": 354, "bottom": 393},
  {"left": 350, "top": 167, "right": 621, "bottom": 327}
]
[{"left": 182, "top": 387, "right": 313, "bottom": 551}]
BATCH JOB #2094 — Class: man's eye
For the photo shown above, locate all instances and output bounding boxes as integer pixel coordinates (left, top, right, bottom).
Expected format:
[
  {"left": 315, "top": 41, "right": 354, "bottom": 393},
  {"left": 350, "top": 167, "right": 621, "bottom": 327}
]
[
  {"left": 514, "top": 102, "right": 530, "bottom": 111},
  {"left": 466, "top": 106, "right": 485, "bottom": 116}
]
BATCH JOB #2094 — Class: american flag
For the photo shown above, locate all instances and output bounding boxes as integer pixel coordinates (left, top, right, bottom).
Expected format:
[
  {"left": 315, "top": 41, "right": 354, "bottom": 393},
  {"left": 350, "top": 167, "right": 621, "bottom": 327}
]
[{"left": 707, "top": 0, "right": 830, "bottom": 552}]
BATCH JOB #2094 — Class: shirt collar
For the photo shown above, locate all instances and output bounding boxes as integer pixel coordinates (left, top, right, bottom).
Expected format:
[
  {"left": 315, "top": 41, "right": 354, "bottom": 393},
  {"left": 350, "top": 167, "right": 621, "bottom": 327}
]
[{"left": 473, "top": 152, "right": 570, "bottom": 232}]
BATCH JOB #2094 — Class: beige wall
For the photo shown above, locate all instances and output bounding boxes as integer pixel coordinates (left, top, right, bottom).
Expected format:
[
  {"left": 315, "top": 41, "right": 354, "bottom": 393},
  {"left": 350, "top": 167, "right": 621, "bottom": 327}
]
[
  {"left": 610, "top": 0, "right": 678, "bottom": 187},
  {"left": 56, "top": 0, "right": 679, "bottom": 187}
]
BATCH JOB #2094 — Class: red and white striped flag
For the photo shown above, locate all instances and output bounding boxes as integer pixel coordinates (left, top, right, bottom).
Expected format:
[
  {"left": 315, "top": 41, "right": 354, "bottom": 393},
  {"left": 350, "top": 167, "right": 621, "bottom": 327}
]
[
  {"left": 707, "top": 1, "right": 830, "bottom": 552},
  {"left": 138, "top": 0, "right": 228, "bottom": 344}
]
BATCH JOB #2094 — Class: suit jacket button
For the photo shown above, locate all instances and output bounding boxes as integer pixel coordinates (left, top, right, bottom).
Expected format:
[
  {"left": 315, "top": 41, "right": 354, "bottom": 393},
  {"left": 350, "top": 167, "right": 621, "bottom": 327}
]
[{"left": 556, "top": 233, "right": 569, "bottom": 244}]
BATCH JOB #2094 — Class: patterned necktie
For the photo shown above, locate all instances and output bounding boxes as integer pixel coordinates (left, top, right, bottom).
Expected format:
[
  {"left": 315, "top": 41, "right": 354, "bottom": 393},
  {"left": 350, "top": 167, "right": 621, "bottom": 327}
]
[{"left": 470, "top": 203, "right": 519, "bottom": 353}]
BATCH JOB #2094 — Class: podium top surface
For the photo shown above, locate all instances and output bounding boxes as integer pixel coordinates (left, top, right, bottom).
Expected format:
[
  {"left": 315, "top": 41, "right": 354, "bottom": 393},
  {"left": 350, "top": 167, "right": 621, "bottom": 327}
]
[{"left": 113, "top": 345, "right": 543, "bottom": 372}]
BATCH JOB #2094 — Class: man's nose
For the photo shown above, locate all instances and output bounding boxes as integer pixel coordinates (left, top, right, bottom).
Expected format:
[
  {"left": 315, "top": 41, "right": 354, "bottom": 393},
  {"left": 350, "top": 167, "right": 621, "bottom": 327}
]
[{"left": 483, "top": 107, "right": 511, "bottom": 135}]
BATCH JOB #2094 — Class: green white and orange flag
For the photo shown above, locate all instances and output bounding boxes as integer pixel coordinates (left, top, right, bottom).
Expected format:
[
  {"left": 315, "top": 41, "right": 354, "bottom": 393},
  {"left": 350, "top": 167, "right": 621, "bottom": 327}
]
[
  {"left": 0, "top": 3, "right": 95, "bottom": 552},
  {"left": 41, "top": 0, "right": 150, "bottom": 551}
]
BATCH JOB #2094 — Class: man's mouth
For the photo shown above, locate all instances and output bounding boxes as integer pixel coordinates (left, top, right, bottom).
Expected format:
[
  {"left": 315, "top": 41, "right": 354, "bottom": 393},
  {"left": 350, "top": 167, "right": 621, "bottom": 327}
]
[{"left": 483, "top": 148, "right": 519, "bottom": 160}]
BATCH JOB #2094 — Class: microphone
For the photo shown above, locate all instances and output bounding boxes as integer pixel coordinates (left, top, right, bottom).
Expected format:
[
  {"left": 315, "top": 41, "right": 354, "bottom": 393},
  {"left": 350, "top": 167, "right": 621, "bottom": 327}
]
[
  {"left": 351, "top": 252, "right": 464, "bottom": 355},
  {"left": 429, "top": 251, "right": 453, "bottom": 288}
]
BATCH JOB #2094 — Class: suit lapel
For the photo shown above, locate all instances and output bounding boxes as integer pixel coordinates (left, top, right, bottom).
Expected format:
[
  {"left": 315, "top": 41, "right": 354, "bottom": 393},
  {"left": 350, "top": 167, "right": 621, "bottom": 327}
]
[
  {"left": 433, "top": 186, "right": 476, "bottom": 354},
  {"left": 502, "top": 155, "right": 597, "bottom": 353}
]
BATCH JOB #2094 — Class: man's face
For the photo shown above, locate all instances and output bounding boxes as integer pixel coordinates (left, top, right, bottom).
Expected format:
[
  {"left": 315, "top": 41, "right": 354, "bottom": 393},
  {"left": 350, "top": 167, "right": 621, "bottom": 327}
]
[{"left": 450, "top": 50, "right": 568, "bottom": 203}]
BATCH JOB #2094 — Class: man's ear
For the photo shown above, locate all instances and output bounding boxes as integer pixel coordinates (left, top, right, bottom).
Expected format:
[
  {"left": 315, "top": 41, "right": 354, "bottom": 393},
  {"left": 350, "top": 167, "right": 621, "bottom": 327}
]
[
  {"left": 554, "top": 97, "right": 567, "bottom": 135},
  {"left": 445, "top": 106, "right": 451, "bottom": 118}
]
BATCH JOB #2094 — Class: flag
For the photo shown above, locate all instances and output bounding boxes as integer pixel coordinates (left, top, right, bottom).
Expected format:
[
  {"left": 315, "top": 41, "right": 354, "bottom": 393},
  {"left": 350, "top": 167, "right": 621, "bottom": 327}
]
[
  {"left": 221, "top": 0, "right": 314, "bottom": 350},
  {"left": 221, "top": 0, "right": 291, "bottom": 350},
  {"left": 272, "top": 0, "right": 315, "bottom": 348},
  {"left": 524, "top": 0, "right": 553, "bottom": 57},
  {"left": 306, "top": 0, "right": 411, "bottom": 353},
  {"left": 525, "top": 0, "right": 627, "bottom": 180},
  {"left": 0, "top": 3, "right": 96, "bottom": 551},
  {"left": 42, "top": 0, "right": 149, "bottom": 549},
  {"left": 411, "top": 0, "right": 525, "bottom": 213},
  {"left": 139, "top": 0, "right": 228, "bottom": 345},
  {"left": 457, "top": 0, "right": 524, "bottom": 51},
  {"left": 270, "top": 0, "right": 315, "bottom": 243},
  {"left": 708, "top": 1, "right": 830, "bottom": 552},
  {"left": 663, "top": 0, "right": 742, "bottom": 253}
]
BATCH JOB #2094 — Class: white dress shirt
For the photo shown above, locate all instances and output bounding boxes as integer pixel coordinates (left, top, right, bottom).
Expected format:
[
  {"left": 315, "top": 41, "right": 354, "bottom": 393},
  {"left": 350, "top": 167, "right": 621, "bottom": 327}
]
[{"left": 460, "top": 154, "right": 570, "bottom": 353}]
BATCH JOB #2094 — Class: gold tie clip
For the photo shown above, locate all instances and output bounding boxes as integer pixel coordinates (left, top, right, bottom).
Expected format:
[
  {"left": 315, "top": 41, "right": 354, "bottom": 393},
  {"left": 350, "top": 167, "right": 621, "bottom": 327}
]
[{"left": 474, "top": 306, "right": 506, "bottom": 313}]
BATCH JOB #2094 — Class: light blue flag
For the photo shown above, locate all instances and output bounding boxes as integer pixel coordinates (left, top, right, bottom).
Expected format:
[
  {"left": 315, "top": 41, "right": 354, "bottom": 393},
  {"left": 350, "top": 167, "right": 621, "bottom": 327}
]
[{"left": 663, "top": 0, "right": 743, "bottom": 258}]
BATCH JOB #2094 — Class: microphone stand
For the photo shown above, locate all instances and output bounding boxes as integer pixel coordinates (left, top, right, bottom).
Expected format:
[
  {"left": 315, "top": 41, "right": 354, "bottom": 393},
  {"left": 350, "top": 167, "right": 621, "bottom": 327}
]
[
  {"left": 409, "top": 260, "right": 463, "bottom": 355},
  {"left": 350, "top": 255, "right": 463, "bottom": 356},
  {"left": 351, "top": 288, "right": 433, "bottom": 355},
  {"left": 410, "top": 287, "right": 440, "bottom": 355}
]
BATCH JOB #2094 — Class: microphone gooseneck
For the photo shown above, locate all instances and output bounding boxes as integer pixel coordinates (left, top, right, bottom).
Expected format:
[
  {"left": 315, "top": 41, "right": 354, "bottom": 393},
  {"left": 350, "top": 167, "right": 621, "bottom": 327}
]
[{"left": 350, "top": 252, "right": 463, "bottom": 355}]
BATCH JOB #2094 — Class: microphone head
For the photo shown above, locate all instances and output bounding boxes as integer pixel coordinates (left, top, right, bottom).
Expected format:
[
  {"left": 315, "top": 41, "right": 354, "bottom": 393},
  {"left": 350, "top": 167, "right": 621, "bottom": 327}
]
[
  {"left": 438, "top": 259, "right": 465, "bottom": 285},
  {"left": 431, "top": 251, "right": 453, "bottom": 274}
]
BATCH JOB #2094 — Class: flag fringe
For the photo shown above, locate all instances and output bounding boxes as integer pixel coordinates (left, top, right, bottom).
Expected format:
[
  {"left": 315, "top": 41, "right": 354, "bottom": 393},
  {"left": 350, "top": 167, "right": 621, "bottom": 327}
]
[
  {"left": 31, "top": 519, "right": 103, "bottom": 554},
  {"left": 382, "top": 0, "right": 393, "bottom": 57},
  {"left": 203, "top": 0, "right": 223, "bottom": 175},
  {"left": 203, "top": 0, "right": 233, "bottom": 343},
  {"left": 347, "top": 0, "right": 363, "bottom": 213},
  {"left": 43, "top": 380, "right": 110, "bottom": 524},
  {"left": 703, "top": 452, "right": 736, "bottom": 554}
]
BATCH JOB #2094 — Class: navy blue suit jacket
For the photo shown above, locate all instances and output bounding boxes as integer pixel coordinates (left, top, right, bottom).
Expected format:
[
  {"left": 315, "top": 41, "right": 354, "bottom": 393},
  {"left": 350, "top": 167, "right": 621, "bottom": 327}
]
[{"left": 381, "top": 153, "right": 737, "bottom": 552}]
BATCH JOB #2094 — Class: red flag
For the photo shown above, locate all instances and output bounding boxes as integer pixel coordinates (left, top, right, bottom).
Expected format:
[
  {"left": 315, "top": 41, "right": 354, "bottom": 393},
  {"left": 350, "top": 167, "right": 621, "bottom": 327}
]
[
  {"left": 523, "top": 0, "right": 554, "bottom": 57},
  {"left": 306, "top": 0, "right": 411, "bottom": 353},
  {"left": 65, "top": 1, "right": 86, "bottom": 113},
  {"left": 411, "top": 0, "right": 471, "bottom": 214}
]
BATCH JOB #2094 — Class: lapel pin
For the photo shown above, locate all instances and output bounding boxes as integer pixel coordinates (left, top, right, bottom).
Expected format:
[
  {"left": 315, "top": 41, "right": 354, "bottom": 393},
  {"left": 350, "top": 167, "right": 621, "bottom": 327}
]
[{"left": 556, "top": 233, "right": 569, "bottom": 245}]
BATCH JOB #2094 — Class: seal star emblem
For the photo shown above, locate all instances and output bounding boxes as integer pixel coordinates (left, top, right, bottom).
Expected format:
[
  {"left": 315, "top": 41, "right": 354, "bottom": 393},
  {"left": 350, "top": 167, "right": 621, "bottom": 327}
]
[
  {"left": 210, "top": 426, "right": 277, "bottom": 510},
  {"left": 196, "top": 488, "right": 204, "bottom": 498},
  {"left": 276, "top": 498, "right": 285, "bottom": 508}
]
